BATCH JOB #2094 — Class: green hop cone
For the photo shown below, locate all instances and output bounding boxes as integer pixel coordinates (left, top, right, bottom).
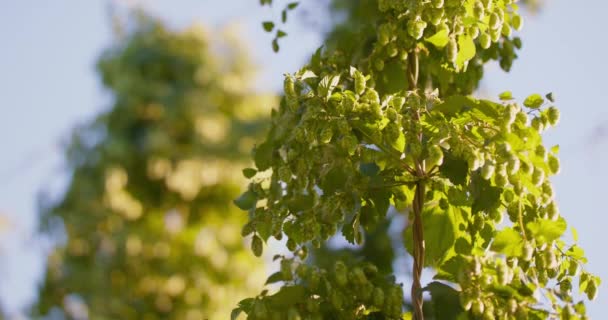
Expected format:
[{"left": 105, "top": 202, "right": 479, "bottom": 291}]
[
  {"left": 319, "top": 127, "right": 333, "bottom": 144},
  {"left": 512, "top": 14, "right": 523, "bottom": 31},
  {"left": 479, "top": 32, "right": 491, "bottom": 49},
  {"left": 481, "top": 162, "right": 495, "bottom": 180},
  {"left": 447, "top": 37, "right": 458, "bottom": 63},
  {"left": 251, "top": 234, "right": 263, "bottom": 257},
  {"left": 546, "top": 106, "right": 560, "bottom": 126},
  {"left": 432, "top": 0, "right": 444, "bottom": 8},
  {"left": 548, "top": 154, "right": 560, "bottom": 174},
  {"left": 354, "top": 70, "right": 366, "bottom": 95}
]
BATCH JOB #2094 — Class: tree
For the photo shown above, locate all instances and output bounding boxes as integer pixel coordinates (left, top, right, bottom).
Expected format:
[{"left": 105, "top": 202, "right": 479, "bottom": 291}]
[
  {"left": 235, "top": 0, "right": 599, "bottom": 319},
  {"left": 35, "top": 15, "right": 271, "bottom": 320}
]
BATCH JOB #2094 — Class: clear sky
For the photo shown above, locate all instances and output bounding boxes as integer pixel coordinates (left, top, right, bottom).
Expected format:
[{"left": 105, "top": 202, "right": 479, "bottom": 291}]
[{"left": 0, "top": 0, "right": 606, "bottom": 318}]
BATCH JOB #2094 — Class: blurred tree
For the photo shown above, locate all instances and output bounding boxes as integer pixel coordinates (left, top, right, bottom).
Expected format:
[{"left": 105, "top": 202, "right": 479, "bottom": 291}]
[{"left": 34, "top": 14, "right": 273, "bottom": 320}]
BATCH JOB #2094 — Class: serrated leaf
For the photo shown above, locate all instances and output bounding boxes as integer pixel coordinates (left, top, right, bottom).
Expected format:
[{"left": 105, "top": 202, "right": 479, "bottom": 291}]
[
  {"left": 287, "top": 194, "right": 314, "bottom": 212},
  {"left": 499, "top": 91, "right": 514, "bottom": 100},
  {"left": 455, "top": 35, "right": 476, "bottom": 71},
  {"left": 524, "top": 94, "right": 544, "bottom": 109},
  {"left": 234, "top": 190, "right": 257, "bottom": 210},
  {"left": 268, "top": 285, "right": 306, "bottom": 308},
  {"left": 254, "top": 141, "right": 273, "bottom": 170},
  {"left": 242, "top": 168, "right": 257, "bottom": 178},
  {"left": 262, "top": 21, "right": 275, "bottom": 32},
  {"left": 317, "top": 75, "right": 340, "bottom": 100},
  {"left": 526, "top": 217, "right": 567, "bottom": 244},
  {"left": 491, "top": 228, "right": 523, "bottom": 256},
  {"left": 388, "top": 130, "right": 406, "bottom": 152},
  {"left": 424, "top": 281, "right": 465, "bottom": 320},
  {"left": 440, "top": 153, "right": 469, "bottom": 185},
  {"left": 404, "top": 206, "right": 457, "bottom": 267},
  {"left": 471, "top": 175, "right": 502, "bottom": 214},
  {"left": 265, "top": 271, "right": 285, "bottom": 285},
  {"left": 425, "top": 29, "right": 449, "bottom": 48},
  {"left": 231, "top": 308, "right": 242, "bottom": 320}
]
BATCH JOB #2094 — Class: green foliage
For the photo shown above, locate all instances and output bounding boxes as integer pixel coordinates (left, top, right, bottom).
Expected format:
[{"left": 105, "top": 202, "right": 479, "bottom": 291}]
[
  {"left": 35, "top": 16, "right": 272, "bottom": 320},
  {"left": 239, "top": 0, "right": 599, "bottom": 319}
]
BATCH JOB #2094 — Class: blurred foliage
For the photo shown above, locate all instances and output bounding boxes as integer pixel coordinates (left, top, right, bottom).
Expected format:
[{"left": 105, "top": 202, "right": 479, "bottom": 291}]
[{"left": 34, "top": 15, "right": 274, "bottom": 320}]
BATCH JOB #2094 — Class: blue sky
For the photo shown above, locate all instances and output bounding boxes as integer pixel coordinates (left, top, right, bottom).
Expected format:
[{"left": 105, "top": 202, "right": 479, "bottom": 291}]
[{"left": 0, "top": 0, "right": 606, "bottom": 318}]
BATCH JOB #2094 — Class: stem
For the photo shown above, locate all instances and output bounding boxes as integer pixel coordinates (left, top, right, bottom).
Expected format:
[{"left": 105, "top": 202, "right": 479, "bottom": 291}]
[
  {"left": 407, "top": 48, "right": 425, "bottom": 320},
  {"left": 411, "top": 179, "right": 426, "bottom": 320}
]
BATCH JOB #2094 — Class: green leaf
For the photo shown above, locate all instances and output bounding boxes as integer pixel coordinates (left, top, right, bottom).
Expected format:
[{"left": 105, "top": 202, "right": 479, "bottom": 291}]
[
  {"left": 455, "top": 35, "right": 476, "bottom": 71},
  {"left": 471, "top": 175, "right": 501, "bottom": 214},
  {"left": 440, "top": 153, "right": 469, "bottom": 186},
  {"left": 526, "top": 217, "right": 567, "bottom": 244},
  {"left": 320, "top": 166, "right": 347, "bottom": 193},
  {"left": 262, "top": 21, "right": 275, "bottom": 32},
  {"left": 369, "top": 189, "right": 391, "bottom": 217},
  {"left": 254, "top": 141, "right": 274, "bottom": 170},
  {"left": 425, "top": 29, "right": 450, "bottom": 48},
  {"left": 523, "top": 94, "right": 544, "bottom": 109},
  {"left": 571, "top": 227, "right": 579, "bottom": 242},
  {"left": 268, "top": 285, "right": 306, "bottom": 308},
  {"left": 234, "top": 190, "right": 257, "bottom": 210},
  {"left": 405, "top": 206, "right": 457, "bottom": 267},
  {"left": 242, "top": 168, "right": 257, "bottom": 178},
  {"left": 491, "top": 228, "right": 523, "bottom": 256},
  {"left": 388, "top": 130, "right": 406, "bottom": 152},
  {"left": 265, "top": 271, "right": 285, "bottom": 285},
  {"left": 360, "top": 162, "right": 380, "bottom": 177},
  {"left": 499, "top": 91, "right": 514, "bottom": 100},
  {"left": 287, "top": 194, "right": 314, "bottom": 212},
  {"left": 317, "top": 75, "right": 340, "bottom": 100},
  {"left": 342, "top": 213, "right": 362, "bottom": 244},
  {"left": 424, "top": 281, "right": 465, "bottom": 320},
  {"left": 231, "top": 308, "right": 242, "bottom": 320},
  {"left": 276, "top": 29, "right": 287, "bottom": 38},
  {"left": 287, "top": 2, "right": 299, "bottom": 9},
  {"left": 272, "top": 38, "right": 279, "bottom": 52}
]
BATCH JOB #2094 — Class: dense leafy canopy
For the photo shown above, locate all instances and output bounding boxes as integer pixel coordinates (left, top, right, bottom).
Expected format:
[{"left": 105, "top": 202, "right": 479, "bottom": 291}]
[
  {"left": 35, "top": 16, "right": 272, "bottom": 320},
  {"left": 237, "top": 0, "right": 599, "bottom": 319}
]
